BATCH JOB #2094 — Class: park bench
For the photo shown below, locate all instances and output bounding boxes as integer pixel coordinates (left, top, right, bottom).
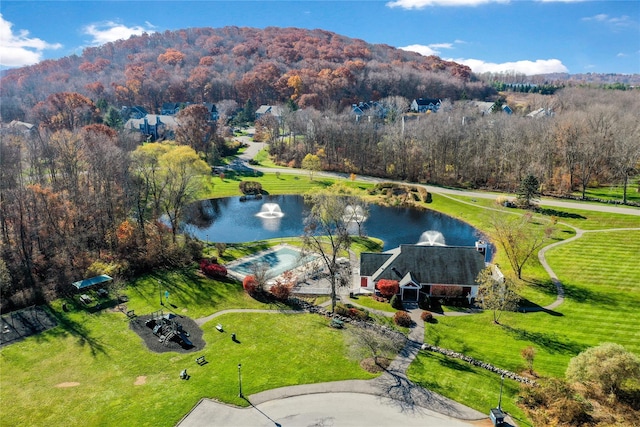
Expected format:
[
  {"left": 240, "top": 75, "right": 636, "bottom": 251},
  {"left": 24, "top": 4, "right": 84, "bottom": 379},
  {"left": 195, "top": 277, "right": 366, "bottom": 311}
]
[
  {"left": 215, "top": 324, "right": 223, "bottom": 332},
  {"left": 126, "top": 310, "right": 137, "bottom": 319},
  {"left": 195, "top": 356, "right": 207, "bottom": 366}
]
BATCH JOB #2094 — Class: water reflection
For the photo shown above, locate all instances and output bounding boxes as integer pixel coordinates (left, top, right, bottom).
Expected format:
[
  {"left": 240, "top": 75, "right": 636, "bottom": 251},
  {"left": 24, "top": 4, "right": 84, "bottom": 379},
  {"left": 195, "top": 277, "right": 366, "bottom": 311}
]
[{"left": 183, "top": 195, "right": 489, "bottom": 255}]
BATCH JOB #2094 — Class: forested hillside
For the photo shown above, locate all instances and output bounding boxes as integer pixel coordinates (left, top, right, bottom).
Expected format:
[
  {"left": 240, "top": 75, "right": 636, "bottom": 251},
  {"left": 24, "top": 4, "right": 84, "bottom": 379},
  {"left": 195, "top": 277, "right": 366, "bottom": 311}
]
[
  {"left": 1, "top": 26, "right": 638, "bottom": 313},
  {"left": 0, "top": 26, "right": 490, "bottom": 121}
]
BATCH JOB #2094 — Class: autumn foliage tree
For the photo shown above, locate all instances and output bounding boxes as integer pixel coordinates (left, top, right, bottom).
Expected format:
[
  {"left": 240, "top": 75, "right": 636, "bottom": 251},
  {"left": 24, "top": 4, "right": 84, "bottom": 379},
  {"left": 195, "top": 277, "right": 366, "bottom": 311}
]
[
  {"left": 376, "top": 279, "right": 399, "bottom": 299},
  {"left": 242, "top": 275, "right": 259, "bottom": 295},
  {"left": 175, "top": 104, "right": 215, "bottom": 161},
  {"left": 32, "top": 92, "right": 99, "bottom": 131}
]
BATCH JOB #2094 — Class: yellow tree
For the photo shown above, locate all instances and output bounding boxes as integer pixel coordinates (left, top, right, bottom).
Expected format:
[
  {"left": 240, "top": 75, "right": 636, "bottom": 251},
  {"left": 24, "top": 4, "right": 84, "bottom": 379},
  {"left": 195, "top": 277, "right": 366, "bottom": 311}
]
[
  {"left": 159, "top": 145, "right": 209, "bottom": 241},
  {"left": 130, "top": 143, "right": 208, "bottom": 241},
  {"left": 301, "top": 153, "right": 321, "bottom": 180}
]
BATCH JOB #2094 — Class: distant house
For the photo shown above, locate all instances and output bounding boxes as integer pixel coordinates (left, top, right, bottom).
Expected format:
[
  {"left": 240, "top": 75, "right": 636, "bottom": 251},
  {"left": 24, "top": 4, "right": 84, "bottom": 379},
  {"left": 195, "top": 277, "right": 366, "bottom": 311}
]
[
  {"left": 124, "top": 114, "right": 179, "bottom": 141},
  {"left": 203, "top": 102, "right": 219, "bottom": 121},
  {"left": 351, "top": 101, "right": 387, "bottom": 121},
  {"left": 410, "top": 98, "right": 442, "bottom": 113},
  {"left": 359, "top": 244, "right": 488, "bottom": 302},
  {"left": 471, "top": 101, "right": 512, "bottom": 116},
  {"left": 161, "top": 103, "right": 183, "bottom": 116},
  {"left": 2, "top": 120, "right": 36, "bottom": 134},
  {"left": 255, "top": 105, "right": 284, "bottom": 120},
  {"left": 121, "top": 106, "right": 148, "bottom": 120},
  {"left": 526, "top": 107, "right": 553, "bottom": 119}
]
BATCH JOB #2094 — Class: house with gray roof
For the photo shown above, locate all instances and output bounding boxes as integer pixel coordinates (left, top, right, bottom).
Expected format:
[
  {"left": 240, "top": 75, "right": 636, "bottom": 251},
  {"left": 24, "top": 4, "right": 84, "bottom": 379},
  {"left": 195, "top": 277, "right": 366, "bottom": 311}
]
[
  {"left": 124, "top": 114, "right": 179, "bottom": 141},
  {"left": 359, "top": 244, "right": 487, "bottom": 302},
  {"left": 410, "top": 98, "right": 442, "bottom": 113},
  {"left": 255, "top": 105, "right": 284, "bottom": 120}
]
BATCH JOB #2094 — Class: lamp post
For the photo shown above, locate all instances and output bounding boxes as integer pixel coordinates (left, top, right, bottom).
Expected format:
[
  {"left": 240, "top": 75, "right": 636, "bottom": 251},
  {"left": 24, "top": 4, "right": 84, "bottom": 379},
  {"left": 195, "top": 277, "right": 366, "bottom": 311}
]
[
  {"left": 498, "top": 374, "right": 505, "bottom": 410},
  {"left": 158, "top": 280, "right": 163, "bottom": 306},
  {"left": 237, "top": 363, "right": 243, "bottom": 398}
]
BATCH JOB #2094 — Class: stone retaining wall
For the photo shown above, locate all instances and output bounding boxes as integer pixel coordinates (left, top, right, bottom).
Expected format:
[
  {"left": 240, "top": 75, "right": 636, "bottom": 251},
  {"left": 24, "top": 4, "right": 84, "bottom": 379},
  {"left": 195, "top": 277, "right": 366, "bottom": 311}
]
[{"left": 421, "top": 344, "right": 537, "bottom": 386}]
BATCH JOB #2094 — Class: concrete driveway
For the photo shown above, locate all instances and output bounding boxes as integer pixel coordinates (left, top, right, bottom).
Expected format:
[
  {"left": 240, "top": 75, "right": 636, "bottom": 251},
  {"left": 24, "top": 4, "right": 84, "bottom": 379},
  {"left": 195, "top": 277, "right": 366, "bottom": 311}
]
[{"left": 177, "top": 392, "right": 488, "bottom": 427}]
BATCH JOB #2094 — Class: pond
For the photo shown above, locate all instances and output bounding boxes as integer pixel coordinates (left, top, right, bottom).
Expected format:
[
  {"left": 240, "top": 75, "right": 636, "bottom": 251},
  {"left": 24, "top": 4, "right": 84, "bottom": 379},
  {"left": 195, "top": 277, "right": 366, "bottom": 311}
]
[{"left": 183, "top": 195, "right": 490, "bottom": 256}]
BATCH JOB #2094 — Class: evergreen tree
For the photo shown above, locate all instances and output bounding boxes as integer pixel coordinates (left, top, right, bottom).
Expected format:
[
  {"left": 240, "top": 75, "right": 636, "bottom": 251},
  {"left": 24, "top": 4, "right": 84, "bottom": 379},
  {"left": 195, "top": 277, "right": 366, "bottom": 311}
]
[
  {"left": 104, "top": 106, "right": 123, "bottom": 129},
  {"left": 516, "top": 174, "right": 540, "bottom": 208},
  {"left": 242, "top": 99, "right": 255, "bottom": 123}
]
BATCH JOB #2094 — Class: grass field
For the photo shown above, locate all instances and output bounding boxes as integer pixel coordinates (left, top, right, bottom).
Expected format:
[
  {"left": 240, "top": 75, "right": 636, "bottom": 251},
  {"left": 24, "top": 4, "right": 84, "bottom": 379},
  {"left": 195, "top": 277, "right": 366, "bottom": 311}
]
[
  {"left": 2, "top": 168, "right": 638, "bottom": 426},
  {"left": 0, "top": 301, "right": 374, "bottom": 427},
  {"left": 203, "top": 169, "right": 373, "bottom": 199},
  {"left": 410, "top": 199, "right": 640, "bottom": 424}
]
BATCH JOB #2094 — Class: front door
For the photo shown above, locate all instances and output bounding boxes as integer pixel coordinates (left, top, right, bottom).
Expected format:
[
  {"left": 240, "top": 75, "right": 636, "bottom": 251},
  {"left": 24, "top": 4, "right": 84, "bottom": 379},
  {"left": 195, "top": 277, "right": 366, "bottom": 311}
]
[{"left": 402, "top": 287, "right": 418, "bottom": 302}]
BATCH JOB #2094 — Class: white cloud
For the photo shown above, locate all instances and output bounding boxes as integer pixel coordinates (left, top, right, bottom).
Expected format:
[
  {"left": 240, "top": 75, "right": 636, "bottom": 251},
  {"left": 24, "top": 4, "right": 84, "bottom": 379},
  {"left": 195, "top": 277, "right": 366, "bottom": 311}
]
[
  {"left": 582, "top": 14, "right": 636, "bottom": 29},
  {"left": 400, "top": 44, "right": 439, "bottom": 56},
  {"left": 0, "top": 14, "right": 62, "bottom": 67},
  {"left": 387, "top": 0, "right": 507, "bottom": 9},
  {"left": 452, "top": 58, "right": 569, "bottom": 75},
  {"left": 83, "top": 21, "right": 156, "bottom": 45},
  {"left": 400, "top": 42, "right": 458, "bottom": 56}
]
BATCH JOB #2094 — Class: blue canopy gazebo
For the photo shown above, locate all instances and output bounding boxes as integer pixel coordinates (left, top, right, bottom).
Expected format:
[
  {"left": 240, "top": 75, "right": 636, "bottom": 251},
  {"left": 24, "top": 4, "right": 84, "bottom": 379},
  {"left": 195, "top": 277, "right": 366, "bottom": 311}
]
[{"left": 72, "top": 275, "right": 113, "bottom": 290}]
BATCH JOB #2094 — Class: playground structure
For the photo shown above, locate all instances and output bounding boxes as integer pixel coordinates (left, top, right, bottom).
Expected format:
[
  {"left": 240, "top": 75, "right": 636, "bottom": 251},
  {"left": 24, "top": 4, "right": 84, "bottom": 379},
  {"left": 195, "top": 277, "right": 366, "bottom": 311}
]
[{"left": 144, "top": 310, "right": 193, "bottom": 349}]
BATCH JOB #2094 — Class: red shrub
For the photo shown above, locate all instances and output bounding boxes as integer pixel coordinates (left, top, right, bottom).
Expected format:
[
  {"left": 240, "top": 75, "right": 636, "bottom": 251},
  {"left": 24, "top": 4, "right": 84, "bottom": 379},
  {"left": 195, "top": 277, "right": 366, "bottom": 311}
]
[
  {"left": 431, "top": 285, "right": 464, "bottom": 298},
  {"left": 200, "top": 259, "right": 227, "bottom": 278},
  {"left": 269, "top": 283, "right": 291, "bottom": 301},
  {"left": 377, "top": 279, "right": 399, "bottom": 299},
  {"left": 393, "top": 311, "right": 412, "bottom": 327},
  {"left": 243, "top": 275, "right": 258, "bottom": 295}
]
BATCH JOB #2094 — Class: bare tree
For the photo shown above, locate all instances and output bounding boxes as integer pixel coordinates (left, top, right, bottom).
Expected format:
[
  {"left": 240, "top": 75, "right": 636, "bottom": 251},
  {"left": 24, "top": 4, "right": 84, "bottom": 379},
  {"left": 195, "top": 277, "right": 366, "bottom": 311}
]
[
  {"left": 302, "top": 187, "right": 354, "bottom": 312},
  {"left": 346, "top": 326, "right": 406, "bottom": 368},
  {"left": 476, "top": 267, "right": 520, "bottom": 324},
  {"left": 489, "top": 212, "right": 553, "bottom": 280}
]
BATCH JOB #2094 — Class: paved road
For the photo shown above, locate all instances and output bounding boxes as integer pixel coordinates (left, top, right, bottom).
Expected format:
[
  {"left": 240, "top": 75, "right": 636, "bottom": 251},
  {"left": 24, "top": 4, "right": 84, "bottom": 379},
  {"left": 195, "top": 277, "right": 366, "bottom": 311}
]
[
  {"left": 178, "top": 392, "right": 489, "bottom": 427},
  {"left": 234, "top": 130, "right": 639, "bottom": 216}
]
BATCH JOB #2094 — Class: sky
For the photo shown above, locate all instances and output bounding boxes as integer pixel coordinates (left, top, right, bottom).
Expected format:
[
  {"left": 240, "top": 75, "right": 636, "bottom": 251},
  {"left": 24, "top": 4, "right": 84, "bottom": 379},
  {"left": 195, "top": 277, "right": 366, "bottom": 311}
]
[{"left": 1, "top": 0, "right": 639, "bottom": 75}]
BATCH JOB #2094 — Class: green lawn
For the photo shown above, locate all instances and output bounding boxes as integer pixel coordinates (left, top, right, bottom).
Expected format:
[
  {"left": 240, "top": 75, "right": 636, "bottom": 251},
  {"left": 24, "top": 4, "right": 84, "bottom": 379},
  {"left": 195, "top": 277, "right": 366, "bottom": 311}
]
[
  {"left": 408, "top": 352, "right": 528, "bottom": 424},
  {"left": 350, "top": 295, "right": 397, "bottom": 313},
  {"left": 407, "top": 228, "right": 640, "bottom": 420},
  {"left": 204, "top": 170, "right": 373, "bottom": 199},
  {"left": 571, "top": 180, "right": 640, "bottom": 205},
  {"left": 2, "top": 171, "right": 638, "bottom": 426},
  {"left": 0, "top": 305, "right": 374, "bottom": 427}
]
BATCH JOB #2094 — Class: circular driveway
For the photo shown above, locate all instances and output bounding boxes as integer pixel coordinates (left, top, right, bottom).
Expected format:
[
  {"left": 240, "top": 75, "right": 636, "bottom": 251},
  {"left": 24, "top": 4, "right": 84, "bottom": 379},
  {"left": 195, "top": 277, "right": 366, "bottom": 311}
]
[{"left": 178, "top": 392, "right": 486, "bottom": 427}]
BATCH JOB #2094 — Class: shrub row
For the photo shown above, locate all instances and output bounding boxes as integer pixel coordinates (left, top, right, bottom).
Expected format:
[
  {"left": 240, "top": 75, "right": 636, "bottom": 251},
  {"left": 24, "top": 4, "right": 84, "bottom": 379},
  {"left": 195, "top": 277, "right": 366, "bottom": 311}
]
[{"left": 335, "top": 303, "right": 370, "bottom": 321}]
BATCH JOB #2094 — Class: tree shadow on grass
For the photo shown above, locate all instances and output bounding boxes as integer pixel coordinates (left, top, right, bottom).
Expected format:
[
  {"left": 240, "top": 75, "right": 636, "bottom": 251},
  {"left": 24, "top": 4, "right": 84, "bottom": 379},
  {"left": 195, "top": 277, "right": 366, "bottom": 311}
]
[
  {"left": 522, "top": 278, "right": 558, "bottom": 297},
  {"left": 373, "top": 363, "right": 469, "bottom": 418},
  {"left": 501, "top": 325, "right": 587, "bottom": 355},
  {"left": 46, "top": 303, "right": 108, "bottom": 357},
  {"left": 535, "top": 207, "right": 587, "bottom": 220},
  {"left": 562, "top": 282, "right": 617, "bottom": 306},
  {"left": 517, "top": 296, "right": 564, "bottom": 316}
]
